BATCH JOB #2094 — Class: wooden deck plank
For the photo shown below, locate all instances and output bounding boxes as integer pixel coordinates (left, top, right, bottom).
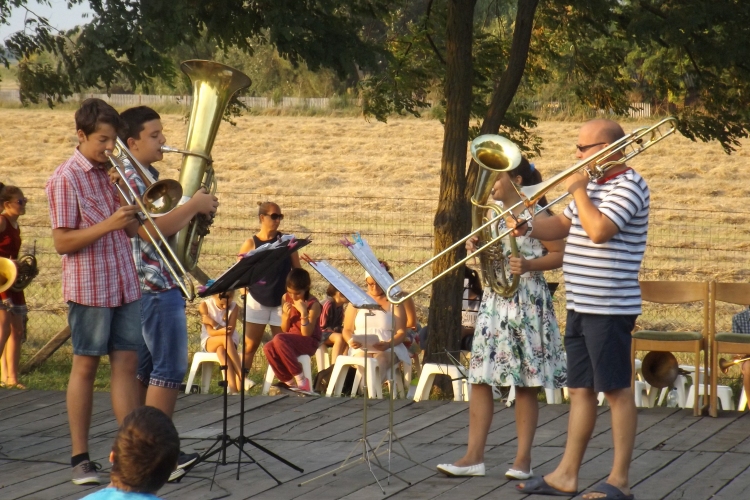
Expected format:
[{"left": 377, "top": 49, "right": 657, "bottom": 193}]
[
  {"left": 712, "top": 462, "right": 750, "bottom": 499},
  {"left": 691, "top": 412, "right": 750, "bottom": 452},
  {"left": 633, "top": 408, "right": 702, "bottom": 450},
  {"left": 664, "top": 452, "right": 750, "bottom": 500},
  {"left": 660, "top": 412, "right": 743, "bottom": 451},
  {"left": 630, "top": 451, "right": 722, "bottom": 500}
]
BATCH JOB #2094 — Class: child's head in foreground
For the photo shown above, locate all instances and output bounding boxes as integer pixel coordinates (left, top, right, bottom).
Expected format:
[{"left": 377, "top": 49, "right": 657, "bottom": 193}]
[{"left": 110, "top": 406, "right": 180, "bottom": 493}]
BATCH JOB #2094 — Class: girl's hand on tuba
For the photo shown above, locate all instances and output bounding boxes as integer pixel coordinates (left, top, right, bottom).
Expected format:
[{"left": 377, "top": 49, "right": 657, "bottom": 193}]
[
  {"left": 466, "top": 236, "right": 479, "bottom": 254},
  {"left": 509, "top": 256, "right": 531, "bottom": 275}
]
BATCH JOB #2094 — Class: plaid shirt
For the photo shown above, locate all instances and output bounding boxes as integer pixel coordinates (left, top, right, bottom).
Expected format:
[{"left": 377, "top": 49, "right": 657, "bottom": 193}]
[
  {"left": 123, "top": 161, "right": 177, "bottom": 293},
  {"left": 46, "top": 149, "right": 141, "bottom": 307},
  {"left": 732, "top": 307, "right": 750, "bottom": 334}
]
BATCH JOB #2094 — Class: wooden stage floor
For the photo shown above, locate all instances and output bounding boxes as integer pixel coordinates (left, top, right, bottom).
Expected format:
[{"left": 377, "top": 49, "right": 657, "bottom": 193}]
[{"left": 1, "top": 390, "right": 749, "bottom": 499}]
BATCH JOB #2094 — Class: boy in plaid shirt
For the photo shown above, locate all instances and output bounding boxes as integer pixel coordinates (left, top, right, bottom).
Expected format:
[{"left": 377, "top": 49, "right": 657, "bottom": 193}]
[{"left": 46, "top": 98, "right": 142, "bottom": 485}]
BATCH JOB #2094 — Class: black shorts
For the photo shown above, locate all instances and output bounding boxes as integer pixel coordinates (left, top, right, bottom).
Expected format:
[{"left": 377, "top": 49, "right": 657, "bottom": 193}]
[{"left": 564, "top": 310, "right": 637, "bottom": 393}]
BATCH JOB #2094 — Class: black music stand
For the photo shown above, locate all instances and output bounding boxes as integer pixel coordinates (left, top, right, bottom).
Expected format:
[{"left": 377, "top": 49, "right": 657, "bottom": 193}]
[{"left": 194, "top": 237, "right": 310, "bottom": 485}]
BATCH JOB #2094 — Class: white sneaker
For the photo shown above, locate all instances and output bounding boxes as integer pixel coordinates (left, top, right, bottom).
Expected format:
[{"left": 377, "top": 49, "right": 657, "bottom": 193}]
[{"left": 436, "top": 463, "right": 485, "bottom": 477}]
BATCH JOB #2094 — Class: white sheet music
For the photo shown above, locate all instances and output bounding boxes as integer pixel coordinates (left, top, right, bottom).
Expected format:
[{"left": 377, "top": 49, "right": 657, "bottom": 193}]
[
  {"left": 306, "top": 260, "right": 378, "bottom": 308},
  {"left": 342, "top": 234, "right": 403, "bottom": 300}
]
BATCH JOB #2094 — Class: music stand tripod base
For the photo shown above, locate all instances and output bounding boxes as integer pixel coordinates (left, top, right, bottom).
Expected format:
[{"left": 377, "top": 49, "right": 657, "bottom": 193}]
[{"left": 299, "top": 305, "right": 405, "bottom": 493}]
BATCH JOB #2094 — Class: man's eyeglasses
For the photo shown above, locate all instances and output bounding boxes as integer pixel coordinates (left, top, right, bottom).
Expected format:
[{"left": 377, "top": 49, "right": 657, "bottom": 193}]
[
  {"left": 15, "top": 198, "right": 28, "bottom": 206},
  {"left": 576, "top": 142, "right": 606, "bottom": 153},
  {"left": 263, "top": 213, "right": 284, "bottom": 221}
]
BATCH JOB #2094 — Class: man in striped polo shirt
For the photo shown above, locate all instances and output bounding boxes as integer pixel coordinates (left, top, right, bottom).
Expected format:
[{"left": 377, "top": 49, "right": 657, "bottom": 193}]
[{"left": 516, "top": 119, "right": 647, "bottom": 500}]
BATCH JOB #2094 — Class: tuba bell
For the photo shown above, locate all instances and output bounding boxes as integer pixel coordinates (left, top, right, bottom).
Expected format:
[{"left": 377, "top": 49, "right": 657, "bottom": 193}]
[
  {"left": 165, "top": 60, "right": 252, "bottom": 271},
  {"left": 0, "top": 257, "right": 18, "bottom": 294},
  {"left": 469, "top": 134, "right": 523, "bottom": 297}
]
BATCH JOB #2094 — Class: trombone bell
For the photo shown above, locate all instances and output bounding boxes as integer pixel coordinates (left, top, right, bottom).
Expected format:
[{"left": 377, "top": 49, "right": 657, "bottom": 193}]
[{"left": 144, "top": 181, "right": 183, "bottom": 216}]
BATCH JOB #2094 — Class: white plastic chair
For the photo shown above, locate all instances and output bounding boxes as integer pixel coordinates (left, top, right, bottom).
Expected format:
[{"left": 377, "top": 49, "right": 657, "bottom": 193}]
[
  {"left": 413, "top": 363, "right": 468, "bottom": 402},
  {"left": 325, "top": 355, "right": 382, "bottom": 398},
  {"left": 185, "top": 352, "right": 222, "bottom": 395},
  {"left": 315, "top": 344, "right": 331, "bottom": 372},
  {"left": 261, "top": 354, "right": 313, "bottom": 395},
  {"left": 685, "top": 383, "right": 735, "bottom": 411}
]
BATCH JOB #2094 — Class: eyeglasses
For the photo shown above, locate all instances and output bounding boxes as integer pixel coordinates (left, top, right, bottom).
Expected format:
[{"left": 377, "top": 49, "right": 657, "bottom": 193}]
[
  {"left": 262, "top": 213, "right": 284, "bottom": 221},
  {"left": 15, "top": 198, "right": 28, "bottom": 206},
  {"left": 576, "top": 142, "right": 606, "bottom": 153}
]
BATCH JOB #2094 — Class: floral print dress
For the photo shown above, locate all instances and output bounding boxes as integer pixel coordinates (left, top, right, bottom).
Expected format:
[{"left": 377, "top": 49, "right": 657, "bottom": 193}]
[{"left": 468, "top": 207, "right": 567, "bottom": 389}]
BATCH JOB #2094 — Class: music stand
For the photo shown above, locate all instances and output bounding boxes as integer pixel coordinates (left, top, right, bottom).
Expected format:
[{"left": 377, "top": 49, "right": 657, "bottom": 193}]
[
  {"left": 194, "top": 236, "right": 310, "bottom": 485},
  {"left": 342, "top": 235, "right": 430, "bottom": 484},
  {"left": 298, "top": 257, "right": 404, "bottom": 492}
]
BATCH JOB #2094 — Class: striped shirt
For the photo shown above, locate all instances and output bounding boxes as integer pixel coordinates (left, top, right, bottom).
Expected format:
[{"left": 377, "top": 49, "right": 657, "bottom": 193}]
[
  {"left": 123, "top": 161, "right": 177, "bottom": 293},
  {"left": 46, "top": 149, "right": 141, "bottom": 307},
  {"left": 562, "top": 169, "right": 650, "bottom": 315}
]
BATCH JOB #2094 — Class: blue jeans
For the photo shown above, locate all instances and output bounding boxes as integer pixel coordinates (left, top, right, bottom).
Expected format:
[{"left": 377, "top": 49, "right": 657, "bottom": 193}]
[
  {"left": 137, "top": 288, "right": 188, "bottom": 390},
  {"left": 68, "top": 299, "right": 143, "bottom": 356}
]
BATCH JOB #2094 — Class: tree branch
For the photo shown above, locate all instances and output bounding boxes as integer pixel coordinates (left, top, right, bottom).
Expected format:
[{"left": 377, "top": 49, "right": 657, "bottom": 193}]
[{"left": 424, "top": 0, "right": 446, "bottom": 66}]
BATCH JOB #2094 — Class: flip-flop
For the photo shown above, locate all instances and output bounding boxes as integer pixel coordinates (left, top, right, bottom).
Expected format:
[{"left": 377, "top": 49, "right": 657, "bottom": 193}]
[
  {"left": 515, "top": 476, "right": 577, "bottom": 496},
  {"left": 581, "top": 482, "right": 634, "bottom": 500}
]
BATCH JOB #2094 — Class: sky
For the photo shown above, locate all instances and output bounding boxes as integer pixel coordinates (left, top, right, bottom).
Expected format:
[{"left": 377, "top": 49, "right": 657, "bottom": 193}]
[{"left": 0, "top": 1, "right": 93, "bottom": 42}]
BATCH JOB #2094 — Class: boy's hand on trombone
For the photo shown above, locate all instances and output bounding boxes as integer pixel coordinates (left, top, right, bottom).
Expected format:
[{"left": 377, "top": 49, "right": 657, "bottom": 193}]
[
  {"left": 108, "top": 205, "right": 140, "bottom": 230},
  {"left": 108, "top": 166, "right": 125, "bottom": 187}
]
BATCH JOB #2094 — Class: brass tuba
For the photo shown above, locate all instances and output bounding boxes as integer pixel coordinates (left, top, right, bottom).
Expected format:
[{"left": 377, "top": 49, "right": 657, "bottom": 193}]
[
  {"left": 164, "top": 60, "right": 252, "bottom": 271},
  {"left": 0, "top": 257, "right": 17, "bottom": 294},
  {"left": 470, "top": 135, "right": 523, "bottom": 297}
]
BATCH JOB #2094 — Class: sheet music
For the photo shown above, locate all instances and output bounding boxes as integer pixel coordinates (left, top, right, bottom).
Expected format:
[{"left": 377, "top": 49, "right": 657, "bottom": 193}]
[
  {"left": 306, "top": 260, "right": 378, "bottom": 308},
  {"left": 349, "top": 331, "right": 389, "bottom": 349},
  {"left": 341, "top": 234, "right": 403, "bottom": 299}
]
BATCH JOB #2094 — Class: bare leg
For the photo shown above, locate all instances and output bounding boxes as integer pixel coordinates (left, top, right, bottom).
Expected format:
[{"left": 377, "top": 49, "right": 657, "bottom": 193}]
[
  {"left": 329, "top": 333, "right": 347, "bottom": 365},
  {"left": 109, "top": 350, "right": 140, "bottom": 424},
  {"left": 67, "top": 355, "right": 100, "bottom": 456},
  {"left": 579, "top": 386, "right": 636, "bottom": 499},
  {"left": 519, "top": 387, "right": 598, "bottom": 494},
  {"left": 226, "top": 341, "right": 243, "bottom": 390},
  {"left": 454, "top": 383, "right": 494, "bottom": 466},
  {"left": 0, "top": 309, "right": 11, "bottom": 383},
  {"left": 145, "top": 387, "right": 180, "bottom": 418},
  {"left": 138, "top": 381, "right": 148, "bottom": 406},
  {"left": 243, "top": 322, "right": 276, "bottom": 371},
  {"left": 4, "top": 313, "right": 24, "bottom": 386},
  {"left": 513, "top": 386, "right": 540, "bottom": 473}
]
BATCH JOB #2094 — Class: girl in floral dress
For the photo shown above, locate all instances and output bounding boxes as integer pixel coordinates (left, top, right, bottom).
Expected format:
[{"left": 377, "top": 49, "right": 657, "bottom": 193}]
[{"left": 437, "top": 159, "right": 567, "bottom": 479}]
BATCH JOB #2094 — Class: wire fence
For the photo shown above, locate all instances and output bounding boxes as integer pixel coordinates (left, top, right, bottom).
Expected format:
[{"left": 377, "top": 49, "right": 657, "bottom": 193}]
[{"left": 14, "top": 187, "right": 750, "bottom": 389}]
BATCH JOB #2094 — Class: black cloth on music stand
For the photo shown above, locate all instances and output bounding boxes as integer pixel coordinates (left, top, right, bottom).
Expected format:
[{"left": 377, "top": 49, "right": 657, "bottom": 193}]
[{"left": 198, "top": 238, "right": 310, "bottom": 297}]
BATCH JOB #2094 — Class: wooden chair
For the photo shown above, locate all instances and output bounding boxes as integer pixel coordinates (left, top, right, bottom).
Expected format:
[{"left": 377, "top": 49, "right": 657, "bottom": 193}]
[
  {"left": 709, "top": 281, "right": 750, "bottom": 417},
  {"left": 632, "top": 281, "right": 709, "bottom": 416}
]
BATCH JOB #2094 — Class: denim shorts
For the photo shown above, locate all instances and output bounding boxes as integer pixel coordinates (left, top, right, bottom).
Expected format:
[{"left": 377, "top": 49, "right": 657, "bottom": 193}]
[
  {"left": 68, "top": 299, "right": 143, "bottom": 356},
  {"left": 564, "top": 310, "right": 637, "bottom": 393},
  {"left": 137, "top": 288, "right": 188, "bottom": 390}
]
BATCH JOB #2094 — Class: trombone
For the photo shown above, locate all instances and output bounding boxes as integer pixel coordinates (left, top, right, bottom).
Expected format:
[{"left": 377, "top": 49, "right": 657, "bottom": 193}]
[
  {"left": 107, "top": 138, "right": 196, "bottom": 301},
  {"left": 387, "top": 117, "right": 679, "bottom": 304}
]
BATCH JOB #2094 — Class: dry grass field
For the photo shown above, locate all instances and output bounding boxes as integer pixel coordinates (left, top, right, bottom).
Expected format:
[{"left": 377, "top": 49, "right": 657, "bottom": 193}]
[
  {"left": 0, "top": 107, "right": 749, "bottom": 389},
  {"left": 1, "top": 108, "right": 748, "bottom": 210}
]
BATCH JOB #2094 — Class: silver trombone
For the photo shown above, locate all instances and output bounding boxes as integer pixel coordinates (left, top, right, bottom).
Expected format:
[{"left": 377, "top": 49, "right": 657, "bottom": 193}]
[
  {"left": 386, "top": 117, "right": 679, "bottom": 304},
  {"left": 107, "top": 138, "right": 196, "bottom": 301}
]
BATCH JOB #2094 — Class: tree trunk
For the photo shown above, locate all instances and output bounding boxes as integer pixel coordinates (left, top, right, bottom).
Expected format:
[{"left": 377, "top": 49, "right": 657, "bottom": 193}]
[
  {"left": 425, "top": 0, "right": 477, "bottom": 370},
  {"left": 465, "top": 0, "right": 540, "bottom": 193}
]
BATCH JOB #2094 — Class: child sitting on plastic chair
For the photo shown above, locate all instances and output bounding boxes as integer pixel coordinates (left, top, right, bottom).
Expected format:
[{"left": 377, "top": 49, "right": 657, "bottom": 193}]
[
  {"left": 199, "top": 291, "right": 241, "bottom": 393},
  {"left": 263, "top": 268, "right": 322, "bottom": 393}
]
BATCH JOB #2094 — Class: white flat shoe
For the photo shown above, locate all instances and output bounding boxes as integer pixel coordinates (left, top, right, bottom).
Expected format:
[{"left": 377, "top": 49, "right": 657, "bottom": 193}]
[
  {"left": 436, "top": 463, "right": 485, "bottom": 477},
  {"left": 505, "top": 468, "right": 534, "bottom": 480}
]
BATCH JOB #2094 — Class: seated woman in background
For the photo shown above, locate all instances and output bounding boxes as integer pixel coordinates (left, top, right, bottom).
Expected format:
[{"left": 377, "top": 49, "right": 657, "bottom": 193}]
[
  {"left": 199, "top": 291, "right": 241, "bottom": 393},
  {"left": 263, "top": 268, "right": 322, "bottom": 393},
  {"left": 319, "top": 284, "right": 349, "bottom": 366},
  {"left": 343, "top": 271, "right": 409, "bottom": 384},
  {"left": 460, "top": 267, "right": 483, "bottom": 352}
]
